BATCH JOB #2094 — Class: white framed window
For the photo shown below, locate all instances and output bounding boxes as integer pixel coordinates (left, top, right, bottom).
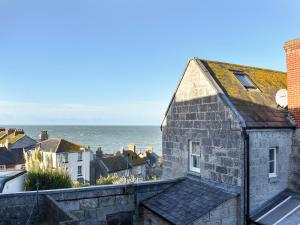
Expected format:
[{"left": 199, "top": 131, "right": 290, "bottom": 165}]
[
  {"left": 61, "top": 153, "right": 68, "bottom": 163},
  {"left": 269, "top": 148, "right": 277, "bottom": 178},
  {"left": 189, "top": 141, "right": 201, "bottom": 173},
  {"left": 78, "top": 152, "right": 83, "bottom": 161},
  {"left": 77, "top": 165, "right": 82, "bottom": 177}
]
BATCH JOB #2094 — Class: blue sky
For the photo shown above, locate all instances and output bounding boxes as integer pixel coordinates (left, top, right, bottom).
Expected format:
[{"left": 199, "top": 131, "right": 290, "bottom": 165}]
[{"left": 0, "top": 0, "right": 299, "bottom": 125}]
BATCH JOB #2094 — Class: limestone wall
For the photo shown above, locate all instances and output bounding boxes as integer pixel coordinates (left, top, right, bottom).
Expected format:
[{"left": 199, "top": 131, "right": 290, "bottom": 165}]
[
  {"left": 0, "top": 179, "right": 178, "bottom": 225},
  {"left": 162, "top": 59, "right": 243, "bottom": 187},
  {"left": 289, "top": 129, "right": 300, "bottom": 192},
  {"left": 193, "top": 197, "right": 238, "bottom": 225},
  {"left": 248, "top": 129, "right": 293, "bottom": 214}
]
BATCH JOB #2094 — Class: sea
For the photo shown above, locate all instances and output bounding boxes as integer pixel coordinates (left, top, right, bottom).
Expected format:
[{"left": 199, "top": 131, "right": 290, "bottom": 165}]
[{"left": 4, "top": 125, "right": 162, "bottom": 154}]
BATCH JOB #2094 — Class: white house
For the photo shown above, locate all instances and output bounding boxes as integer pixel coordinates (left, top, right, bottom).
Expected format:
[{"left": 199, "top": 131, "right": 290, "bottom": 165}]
[{"left": 37, "top": 138, "right": 91, "bottom": 183}]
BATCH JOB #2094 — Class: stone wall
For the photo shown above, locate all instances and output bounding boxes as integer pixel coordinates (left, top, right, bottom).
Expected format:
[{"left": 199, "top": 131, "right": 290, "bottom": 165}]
[
  {"left": 289, "top": 128, "right": 300, "bottom": 192},
  {"left": 0, "top": 179, "right": 178, "bottom": 225},
  {"left": 142, "top": 207, "right": 170, "bottom": 225},
  {"left": 162, "top": 59, "right": 243, "bottom": 187},
  {"left": 248, "top": 129, "right": 293, "bottom": 214},
  {"left": 141, "top": 197, "right": 238, "bottom": 225},
  {"left": 193, "top": 197, "right": 238, "bottom": 225}
]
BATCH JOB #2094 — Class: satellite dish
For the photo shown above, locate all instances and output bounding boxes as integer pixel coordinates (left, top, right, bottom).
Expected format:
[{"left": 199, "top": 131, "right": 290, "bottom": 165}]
[{"left": 276, "top": 89, "right": 288, "bottom": 108}]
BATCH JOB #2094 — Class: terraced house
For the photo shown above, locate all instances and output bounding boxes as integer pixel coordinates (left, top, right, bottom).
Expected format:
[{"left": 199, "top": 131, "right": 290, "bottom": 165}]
[{"left": 148, "top": 37, "right": 300, "bottom": 225}]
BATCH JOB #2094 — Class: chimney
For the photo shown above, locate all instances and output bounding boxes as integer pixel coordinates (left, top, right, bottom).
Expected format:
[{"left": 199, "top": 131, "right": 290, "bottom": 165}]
[
  {"left": 284, "top": 37, "right": 300, "bottom": 127},
  {"left": 39, "top": 130, "right": 48, "bottom": 141},
  {"left": 5, "top": 139, "right": 11, "bottom": 150}
]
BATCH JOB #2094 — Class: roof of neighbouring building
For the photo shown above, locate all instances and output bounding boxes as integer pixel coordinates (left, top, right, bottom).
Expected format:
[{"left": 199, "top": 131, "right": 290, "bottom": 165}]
[
  {"left": 251, "top": 189, "right": 300, "bottom": 225},
  {"left": 0, "top": 147, "right": 25, "bottom": 165},
  {"left": 100, "top": 155, "right": 132, "bottom": 173},
  {"left": 38, "top": 138, "right": 87, "bottom": 153},
  {"left": 141, "top": 176, "right": 238, "bottom": 225},
  {"left": 0, "top": 170, "right": 26, "bottom": 193},
  {"left": 144, "top": 151, "right": 160, "bottom": 166},
  {"left": 0, "top": 129, "right": 37, "bottom": 148},
  {"left": 197, "top": 59, "right": 294, "bottom": 128},
  {"left": 122, "top": 150, "right": 146, "bottom": 166}
]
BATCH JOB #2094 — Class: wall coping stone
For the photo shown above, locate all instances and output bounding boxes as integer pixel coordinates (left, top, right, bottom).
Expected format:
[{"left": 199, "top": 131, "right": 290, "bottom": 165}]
[{"left": 0, "top": 177, "right": 182, "bottom": 199}]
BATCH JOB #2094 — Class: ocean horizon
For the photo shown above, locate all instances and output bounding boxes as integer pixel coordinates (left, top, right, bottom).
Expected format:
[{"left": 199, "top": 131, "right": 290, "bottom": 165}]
[{"left": 1, "top": 125, "right": 162, "bottom": 154}]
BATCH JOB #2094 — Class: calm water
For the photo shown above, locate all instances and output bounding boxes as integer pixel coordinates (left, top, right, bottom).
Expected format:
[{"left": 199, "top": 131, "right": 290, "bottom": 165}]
[{"left": 3, "top": 126, "right": 162, "bottom": 154}]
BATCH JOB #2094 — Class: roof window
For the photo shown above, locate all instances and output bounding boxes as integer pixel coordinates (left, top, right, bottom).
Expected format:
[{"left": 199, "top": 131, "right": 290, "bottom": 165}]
[{"left": 232, "top": 71, "right": 257, "bottom": 89}]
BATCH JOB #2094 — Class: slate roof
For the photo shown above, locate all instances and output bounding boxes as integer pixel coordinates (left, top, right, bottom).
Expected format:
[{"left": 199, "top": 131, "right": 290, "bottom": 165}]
[
  {"left": 251, "top": 189, "right": 300, "bottom": 225},
  {"left": 38, "top": 138, "right": 87, "bottom": 153},
  {"left": 100, "top": 155, "right": 132, "bottom": 173},
  {"left": 122, "top": 150, "right": 146, "bottom": 166},
  {"left": 0, "top": 147, "right": 25, "bottom": 165},
  {"left": 197, "top": 59, "right": 294, "bottom": 128},
  {"left": 141, "top": 176, "right": 238, "bottom": 225}
]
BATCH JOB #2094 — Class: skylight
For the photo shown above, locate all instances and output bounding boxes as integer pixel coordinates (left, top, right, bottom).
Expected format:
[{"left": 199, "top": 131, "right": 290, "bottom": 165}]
[{"left": 233, "top": 71, "right": 257, "bottom": 89}]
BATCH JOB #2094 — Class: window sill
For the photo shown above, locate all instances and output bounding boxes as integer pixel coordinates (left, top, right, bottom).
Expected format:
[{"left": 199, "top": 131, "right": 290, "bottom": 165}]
[
  {"left": 187, "top": 171, "right": 201, "bottom": 177},
  {"left": 77, "top": 160, "right": 83, "bottom": 162},
  {"left": 269, "top": 176, "right": 279, "bottom": 183}
]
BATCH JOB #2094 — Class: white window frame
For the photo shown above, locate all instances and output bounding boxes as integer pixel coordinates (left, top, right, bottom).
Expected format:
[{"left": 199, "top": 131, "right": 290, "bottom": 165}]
[
  {"left": 189, "top": 141, "right": 201, "bottom": 173},
  {"left": 61, "top": 153, "right": 68, "bottom": 163},
  {"left": 269, "top": 147, "right": 277, "bottom": 178},
  {"left": 77, "top": 165, "right": 82, "bottom": 177},
  {"left": 78, "top": 152, "right": 83, "bottom": 161}
]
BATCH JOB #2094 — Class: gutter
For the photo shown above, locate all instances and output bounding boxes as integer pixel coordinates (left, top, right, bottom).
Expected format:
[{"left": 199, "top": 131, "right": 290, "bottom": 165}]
[{"left": 242, "top": 129, "right": 250, "bottom": 225}]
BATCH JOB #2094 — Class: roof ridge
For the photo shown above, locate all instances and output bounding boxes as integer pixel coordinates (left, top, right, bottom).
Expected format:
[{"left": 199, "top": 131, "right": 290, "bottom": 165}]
[{"left": 195, "top": 57, "right": 286, "bottom": 74}]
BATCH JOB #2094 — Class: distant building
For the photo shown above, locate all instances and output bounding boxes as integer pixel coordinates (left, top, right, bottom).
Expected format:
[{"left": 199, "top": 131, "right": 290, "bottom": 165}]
[
  {"left": 0, "top": 147, "right": 25, "bottom": 170},
  {"left": 37, "top": 138, "right": 91, "bottom": 183},
  {"left": 0, "top": 128, "right": 36, "bottom": 150},
  {"left": 98, "top": 155, "right": 131, "bottom": 177},
  {"left": 0, "top": 170, "right": 26, "bottom": 193}
]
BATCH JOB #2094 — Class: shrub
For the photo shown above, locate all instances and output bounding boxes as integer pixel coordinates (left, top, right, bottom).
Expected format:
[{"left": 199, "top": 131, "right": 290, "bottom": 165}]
[
  {"left": 96, "top": 174, "right": 139, "bottom": 185},
  {"left": 24, "top": 149, "right": 72, "bottom": 191}
]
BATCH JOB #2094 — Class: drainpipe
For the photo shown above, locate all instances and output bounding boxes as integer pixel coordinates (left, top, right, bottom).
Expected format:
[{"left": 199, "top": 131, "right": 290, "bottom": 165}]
[{"left": 242, "top": 129, "right": 250, "bottom": 225}]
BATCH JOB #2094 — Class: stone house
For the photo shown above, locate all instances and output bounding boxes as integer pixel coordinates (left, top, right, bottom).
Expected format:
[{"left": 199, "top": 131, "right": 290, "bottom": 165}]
[
  {"left": 142, "top": 37, "right": 300, "bottom": 224},
  {"left": 97, "top": 155, "right": 132, "bottom": 177},
  {"left": 37, "top": 138, "right": 91, "bottom": 183}
]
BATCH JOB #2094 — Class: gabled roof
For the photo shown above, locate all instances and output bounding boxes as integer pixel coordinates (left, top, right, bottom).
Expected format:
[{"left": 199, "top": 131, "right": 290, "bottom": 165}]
[
  {"left": 197, "top": 59, "right": 294, "bottom": 128},
  {"left": 100, "top": 155, "right": 131, "bottom": 173},
  {"left": 141, "top": 176, "right": 238, "bottom": 225},
  {"left": 162, "top": 58, "right": 295, "bottom": 129},
  {"left": 0, "top": 147, "right": 25, "bottom": 165},
  {"left": 38, "top": 138, "right": 87, "bottom": 153}
]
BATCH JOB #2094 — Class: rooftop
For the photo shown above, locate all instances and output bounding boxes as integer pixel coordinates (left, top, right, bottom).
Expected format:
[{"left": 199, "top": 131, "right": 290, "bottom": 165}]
[
  {"left": 197, "top": 59, "right": 294, "bottom": 128},
  {"left": 38, "top": 138, "right": 88, "bottom": 153}
]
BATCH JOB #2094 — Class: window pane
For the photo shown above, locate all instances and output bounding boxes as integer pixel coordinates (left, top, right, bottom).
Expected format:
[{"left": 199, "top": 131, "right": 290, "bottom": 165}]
[
  {"left": 192, "top": 142, "right": 201, "bottom": 155},
  {"left": 269, "top": 149, "right": 274, "bottom": 161},
  {"left": 192, "top": 155, "right": 200, "bottom": 168},
  {"left": 234, "top": 73, "right": 256, "bottom": 89},
  {"left": 269, "top": 162, "right": 274, "bottom": 174}
]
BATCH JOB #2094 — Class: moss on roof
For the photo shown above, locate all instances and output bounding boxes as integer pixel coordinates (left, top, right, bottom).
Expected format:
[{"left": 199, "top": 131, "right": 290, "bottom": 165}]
[
  {"left": 39, "top": 138, "right": 87, "bottom": 153},
  {"left": 0, "top": 132, "right": 26, "bottom": 145},
  {"left": 198, "top": 59, "right": 293, "bottom": 128}
]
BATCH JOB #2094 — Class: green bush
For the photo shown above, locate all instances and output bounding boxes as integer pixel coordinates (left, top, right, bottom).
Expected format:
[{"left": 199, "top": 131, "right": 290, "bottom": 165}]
[{"left": 25, "top": 170, "right": 72, "bottom": 191}]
